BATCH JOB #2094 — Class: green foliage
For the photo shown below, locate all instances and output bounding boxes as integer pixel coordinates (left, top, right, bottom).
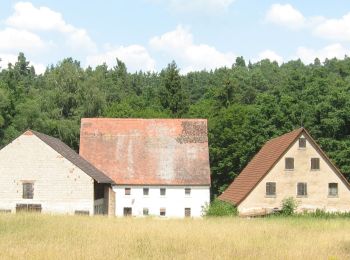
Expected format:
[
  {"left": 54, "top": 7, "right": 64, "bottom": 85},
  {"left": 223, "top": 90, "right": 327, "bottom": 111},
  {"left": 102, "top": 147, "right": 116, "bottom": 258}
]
[
  {"left": 1, "top": 53, "right": 350, "bottom": 198},
  {"left": 203, "top": 199, "right": 238, "bottom": 216},
  {"left": 281, "top": 197, "right": 298, "bottom": 216}
]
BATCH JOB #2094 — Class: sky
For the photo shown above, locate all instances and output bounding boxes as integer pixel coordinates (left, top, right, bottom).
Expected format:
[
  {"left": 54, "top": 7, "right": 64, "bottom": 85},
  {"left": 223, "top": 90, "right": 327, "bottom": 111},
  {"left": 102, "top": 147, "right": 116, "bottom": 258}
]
[{"left": 0, "top": 0, "right": 349, "bottom": 74}]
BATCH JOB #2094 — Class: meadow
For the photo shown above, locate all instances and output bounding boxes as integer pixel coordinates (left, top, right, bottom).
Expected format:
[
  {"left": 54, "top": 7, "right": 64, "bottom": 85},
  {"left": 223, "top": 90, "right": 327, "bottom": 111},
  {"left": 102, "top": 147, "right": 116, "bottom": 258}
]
[{"left": 0, "top": 213, "right": 349, "bottom": 259}]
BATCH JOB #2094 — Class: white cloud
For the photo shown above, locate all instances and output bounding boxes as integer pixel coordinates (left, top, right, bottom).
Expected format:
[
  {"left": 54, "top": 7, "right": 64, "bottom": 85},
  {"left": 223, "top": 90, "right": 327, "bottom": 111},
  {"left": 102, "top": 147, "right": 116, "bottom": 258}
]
[
  {"left": 149, "top": 26, "right": 235, "bottom": 73},
  {"left": 86, "top": 45, "right": 156, "bottom": 72},
  {"left": 6, "top": 2, "right": 96, "bottom": 52},
  {"left": 265, "top": 4, "right": 305, "bottom": 30},
  {"left": 295, "top": 43, "right": 350, "bottom": 64},
  {"left": 313, "top": 13, "right": 350, "bottom": 42},
  {"left": 149, "top": 0, "right": 235, "bottom": 13},
  {"left": 256, "top": 50, "right": 283, "bottom": 64},
  {"left": 0, "top": 28, "right": 45, "bottom": 52}
]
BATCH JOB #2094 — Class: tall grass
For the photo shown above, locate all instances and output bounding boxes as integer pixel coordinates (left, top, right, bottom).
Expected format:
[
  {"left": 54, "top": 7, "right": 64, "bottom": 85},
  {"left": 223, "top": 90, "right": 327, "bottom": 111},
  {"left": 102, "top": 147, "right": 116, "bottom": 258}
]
[{"left": 0, "top": 213, "right": 349, "bottom": 259}]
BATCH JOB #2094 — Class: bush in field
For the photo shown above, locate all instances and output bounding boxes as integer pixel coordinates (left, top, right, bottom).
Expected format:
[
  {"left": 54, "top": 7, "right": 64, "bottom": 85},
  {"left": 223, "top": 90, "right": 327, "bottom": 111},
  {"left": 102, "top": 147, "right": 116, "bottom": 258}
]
[
  {"left": 281, "top": 197, "right": 298, "bottom": 216},
  {"left": 203, "top": 199, "right": 238, "bottom": 216}
]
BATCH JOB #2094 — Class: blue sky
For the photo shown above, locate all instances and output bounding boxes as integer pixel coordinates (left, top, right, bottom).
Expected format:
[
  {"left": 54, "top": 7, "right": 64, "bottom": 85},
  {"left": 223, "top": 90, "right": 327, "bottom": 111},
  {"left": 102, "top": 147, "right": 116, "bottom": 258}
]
[{"left": 0, "top": 0, "right": 349, "bottom": 73}]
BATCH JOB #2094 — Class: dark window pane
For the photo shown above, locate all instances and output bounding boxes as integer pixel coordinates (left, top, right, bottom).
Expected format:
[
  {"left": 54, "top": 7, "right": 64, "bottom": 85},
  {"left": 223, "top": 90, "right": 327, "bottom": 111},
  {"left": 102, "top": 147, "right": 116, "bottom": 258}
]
[
  {"left": 160, "top": 188, "right": 166, "bottom": 196},
  {"left": 328, "top": 183, "right": 338, "bottom": 197},
  {"left": 266, "top": 182, "right": 276, "bottom": 196},
  {"left": 311, "top": 158, "right": 320, "bottom": 170},
  {"left": 22, "top": 183, "right": 33, "bottom": 199},
  {"left": 299, "top": 138, "right": 306, "bottom": 148},
  {"left": 160, "top": 208, "right": 166, "bottom": 216},
  {"left": 185, "top": 208, "right": 191, "bottom": 217},
  {"left": 143, "top": 188, "right": 149, "bottom": 196},
  {"left": 125, "top": 188, "right": 131, "bottom": 195},
  {"left": 185, "top": 188, "right": 191, "bottom": 195},
  {"left": 143, "top": 208, "right": 149, "bottom": 216},
  {"left": 285, "top": 158, "right": 294, "bottom": 170},
  {"left": 297, "top": 183, "right": 307, "bottom": 196}
]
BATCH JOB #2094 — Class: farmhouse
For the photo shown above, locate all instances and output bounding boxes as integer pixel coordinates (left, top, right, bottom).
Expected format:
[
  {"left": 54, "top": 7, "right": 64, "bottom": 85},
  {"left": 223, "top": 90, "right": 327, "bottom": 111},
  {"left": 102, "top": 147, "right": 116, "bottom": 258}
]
[
  {"left": 219, "top": 128, "right": 350, "bottom": 216},
  {"left": 79, "top": 118, "right": 211, "bottom": 217},
  {"left": 0, "top": 130, "right": 115, "bottom": 215}
]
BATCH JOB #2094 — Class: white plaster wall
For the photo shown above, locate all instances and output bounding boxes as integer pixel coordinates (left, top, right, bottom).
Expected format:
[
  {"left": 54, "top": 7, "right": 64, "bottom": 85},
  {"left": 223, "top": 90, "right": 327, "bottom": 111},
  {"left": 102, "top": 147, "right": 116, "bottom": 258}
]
[
  {"left": 238, "top": 134, "right": 350, "bottom": 214},
  {"left": 113, "top": 185, "right": 210, "bottom": 217},
  {"left": 0, "top": 134, "right": 94, "bottom": 214}
]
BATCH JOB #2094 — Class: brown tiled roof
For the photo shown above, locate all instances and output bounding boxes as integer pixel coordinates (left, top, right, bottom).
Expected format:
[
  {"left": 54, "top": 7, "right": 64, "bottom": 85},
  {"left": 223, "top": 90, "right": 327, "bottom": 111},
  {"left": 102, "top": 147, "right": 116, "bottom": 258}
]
[
  {"left": 31, "top": 130, "right": 114, "bottom": 184},
  {"left": 79, "top": 118, "right": 211, "bottom": 185},
  {"left": 219, "top": 128, "right": 304, "bottom": 205}
]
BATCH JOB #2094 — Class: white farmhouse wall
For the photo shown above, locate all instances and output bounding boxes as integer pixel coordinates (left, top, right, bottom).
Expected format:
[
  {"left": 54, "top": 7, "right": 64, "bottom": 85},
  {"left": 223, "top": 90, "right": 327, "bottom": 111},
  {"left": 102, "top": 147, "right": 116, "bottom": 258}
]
[
  {"left": 113, "top": 185, "right": 210, "bottom": 217},
  {"left": 0, "top": 133, "right": 94, "bottom": 214},
  {"left": 238, "top": 134, "right": 350, "bottom": 214}
]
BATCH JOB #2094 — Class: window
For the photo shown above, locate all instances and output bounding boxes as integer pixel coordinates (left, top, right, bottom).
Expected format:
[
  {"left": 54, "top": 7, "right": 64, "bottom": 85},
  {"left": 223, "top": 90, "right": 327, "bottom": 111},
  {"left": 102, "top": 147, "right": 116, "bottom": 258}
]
[
  {"left": 185, "top": 188, "right": 191, "bottom": 196},
  {"left": 160, "top": 208, "right": 166, "bottom": 216},
  {"left": 160, "top": 188, "right": 166, "bottom": 196},
  {"left": 74, "top": 210, "right": 89, "bottom": 215},
  {"left": 22, "top": 183, "right": 33, "bottom": 199},
  {"left": 123, "top": 207, "right": 132, "bottom": 216},
  {"left": 143, "top": 208, "right": 149, "bottom": 216},
  {"left": 185, "top": 208, "right": 191, "bottom": 217},
  {"left": 299, "top": 138, "right": 306, "bottom": 148},
  {"left": 285, "top": 158, "right": 294, "bottom": 170},
  {"left": 311, "top": 158, "right": 320, "bottom": 170},
  {"left": 143, "top": 188, "right": 149, "bottom": 196},
  {"left": 16, "top": 204, "right": 41, "bottom": 213},
  {"left": 297, "top": 183, "right": 307, "bottom": 197},
  {"left": 125, "top": 188, "right": 131, "bottom": 195},
  {"left": 266, "top": 182, "right": 276, "bottom": 196},
  {"left": 328, "top": 183, "right": 338, "bottom": 197}
]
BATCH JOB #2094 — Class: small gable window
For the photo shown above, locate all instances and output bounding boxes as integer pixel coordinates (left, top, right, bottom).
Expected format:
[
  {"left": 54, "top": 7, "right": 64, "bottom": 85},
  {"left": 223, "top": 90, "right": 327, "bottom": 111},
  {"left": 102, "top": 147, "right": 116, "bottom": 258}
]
[
  {"left": 185, "top": 188, "right": 191, "bottom": 196},
  {"left": 143, "top": 188, "right": 149, "bottom": 196},
  {"left": 125, "top": 188, "right": 131, "bottom": 195},
  {"left": 22, "top": 182, "right": 34, "bottom": 199},
  {"left": 299, "top": 138, "right": 306, "bottom": 148},
  {"left": 328, "top": 183, "right": 338, "bottom": 197},
  {"left": 297, "top": 182, "right": 307, "bottom": 197},
  {"left": 285, "top": 158, "right": 294, "bottom": 170},
  {"left": 311, "top": 158, "right": 320, "bottom": 170},
  {"left": 266, "top": 182, "right": 276, "bottom": 196}
]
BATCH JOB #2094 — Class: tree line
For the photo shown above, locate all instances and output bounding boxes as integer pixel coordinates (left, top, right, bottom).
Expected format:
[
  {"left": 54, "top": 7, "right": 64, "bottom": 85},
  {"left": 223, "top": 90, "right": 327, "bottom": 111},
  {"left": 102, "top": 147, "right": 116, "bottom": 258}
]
[{"left": 1, "top": 53, "right": 350, "bottom": 197}]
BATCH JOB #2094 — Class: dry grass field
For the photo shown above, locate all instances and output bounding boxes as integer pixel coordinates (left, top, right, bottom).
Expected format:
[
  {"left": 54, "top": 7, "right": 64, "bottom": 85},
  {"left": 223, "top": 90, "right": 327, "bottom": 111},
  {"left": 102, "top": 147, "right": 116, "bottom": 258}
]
[{"left": 0, "top": 214, "right": 349, "bottom": 259}]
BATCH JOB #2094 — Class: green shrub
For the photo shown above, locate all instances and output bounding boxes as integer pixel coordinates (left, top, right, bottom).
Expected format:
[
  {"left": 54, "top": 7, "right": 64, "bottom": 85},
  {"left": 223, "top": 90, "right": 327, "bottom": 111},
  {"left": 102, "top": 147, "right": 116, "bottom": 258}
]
[
  {"left": 203, "top": 199, "right": 238, "bottom": 217},
  {"left": 281, "top": 197, "right": 298, "bottom": 216}
]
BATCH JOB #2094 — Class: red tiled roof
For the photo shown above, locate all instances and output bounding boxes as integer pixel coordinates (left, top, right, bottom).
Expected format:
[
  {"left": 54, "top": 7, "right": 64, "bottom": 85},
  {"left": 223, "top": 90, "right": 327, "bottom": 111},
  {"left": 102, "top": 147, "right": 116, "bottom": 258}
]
[
  {"left": 219, "top": 128, "right": 304, "bottom": 205},
  {"left": 79, "top": 118, "right": 211, "bottom": 186}
]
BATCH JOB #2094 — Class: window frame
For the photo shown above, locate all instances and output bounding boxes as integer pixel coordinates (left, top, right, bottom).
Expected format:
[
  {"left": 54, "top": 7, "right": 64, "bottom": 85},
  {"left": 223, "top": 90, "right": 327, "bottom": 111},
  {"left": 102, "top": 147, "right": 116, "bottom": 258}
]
[
  {"left": 22, "top": 182, "right": 34, "bottom": 199},
  {"left": 285, "top": 157, "right": 294, "bottom": 170},
  {"left": 299, "top": 137, "right": 306, "bottom": 148},
  {"left": 160, "top": 208, "right": 166, "bottom": 217},
  {"left": 124, "top": 187, "right": 131, "bottom": 196},
  {"left": 160, "top": 188, "right": 166, "bottom": 196},
  {"left": 185, "top": 208, "right": 191, "bottom": 217},
  {"left": 185, "top": 188, "right": 191, "bottom": 196},
  {"left": 328, "top": 183, "right": 338, "bottom": 197},
  {"left": 265, "top": 182, "right": 276, "bottom": 197},
  {"left": 143, "top": 208, "right": 149, "bottom": 216},
  {"left": 143, "top": 187, "right": 149, "bottom": 196},
  {"left": 311, "top": 158, "right": 320, "bottom": 171},
  {"left": 297, "top": 182, "right": 308, "bottom": 197}
]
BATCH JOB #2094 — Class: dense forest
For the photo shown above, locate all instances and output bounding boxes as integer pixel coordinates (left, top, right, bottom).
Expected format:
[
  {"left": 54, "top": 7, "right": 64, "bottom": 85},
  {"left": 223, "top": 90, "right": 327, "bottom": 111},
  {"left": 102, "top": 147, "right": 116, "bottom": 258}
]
[{"left": 1, "top": 53, "right": 350, "bottom": 197}]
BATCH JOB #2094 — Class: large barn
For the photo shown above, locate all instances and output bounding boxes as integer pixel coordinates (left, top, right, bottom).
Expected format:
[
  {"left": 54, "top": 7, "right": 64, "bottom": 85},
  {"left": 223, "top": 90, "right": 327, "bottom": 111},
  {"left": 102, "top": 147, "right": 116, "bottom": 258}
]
[
  {"left": 0, "top": 130, "right": 115, "bottom": 215},
  {"left": 79, "top": 118, "right": 211, "bottom": 217}
]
